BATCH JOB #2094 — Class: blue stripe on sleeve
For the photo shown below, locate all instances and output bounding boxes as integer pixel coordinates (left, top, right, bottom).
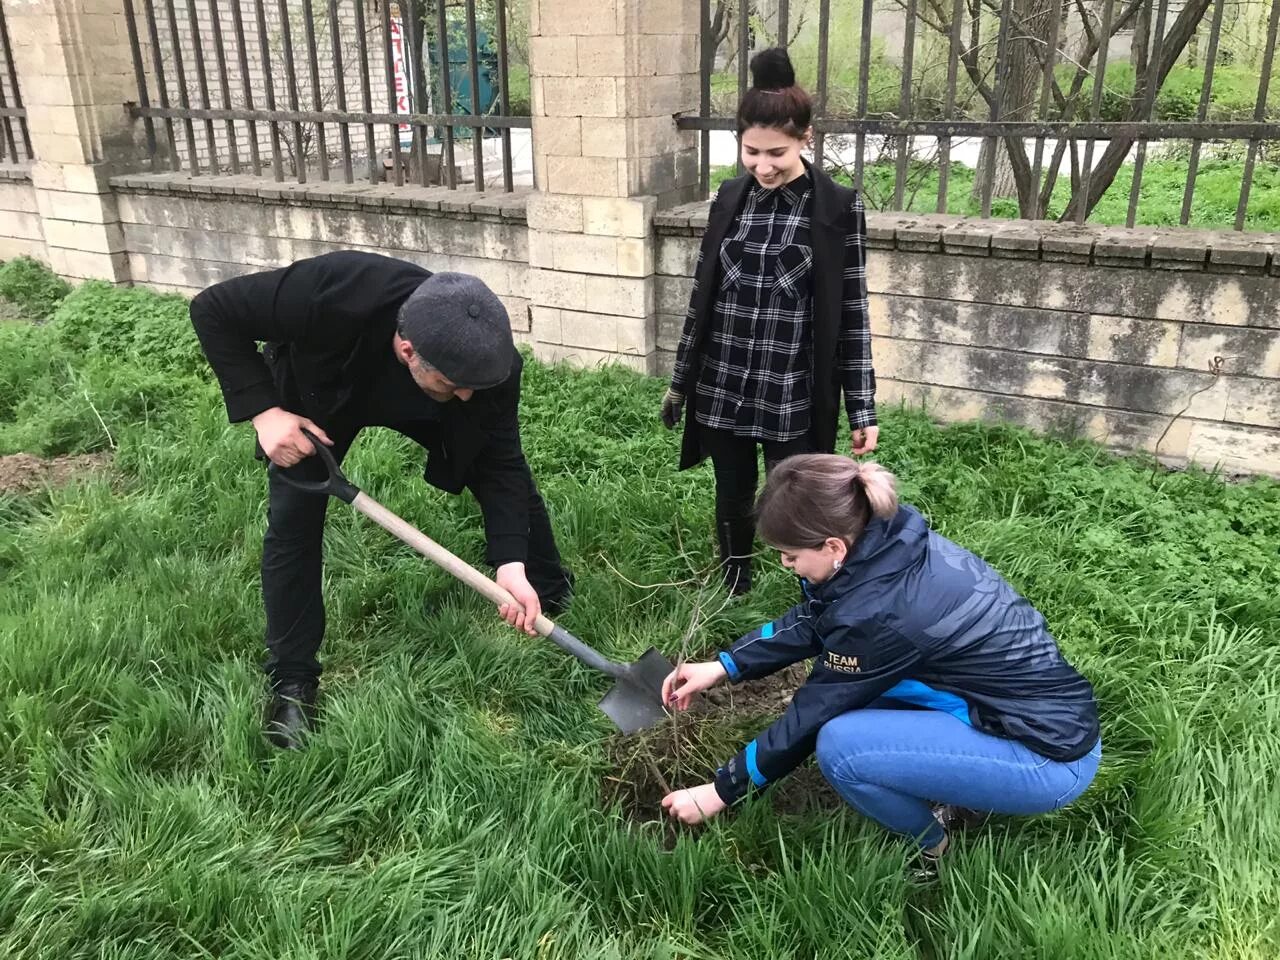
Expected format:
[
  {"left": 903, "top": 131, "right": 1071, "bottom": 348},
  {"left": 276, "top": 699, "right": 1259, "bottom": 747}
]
[
  {"left": 744, "top": 740, "right": 768, "bottom": 787},
  {"left": 760, "top": 621, "right": 775, "bottom": 639}
]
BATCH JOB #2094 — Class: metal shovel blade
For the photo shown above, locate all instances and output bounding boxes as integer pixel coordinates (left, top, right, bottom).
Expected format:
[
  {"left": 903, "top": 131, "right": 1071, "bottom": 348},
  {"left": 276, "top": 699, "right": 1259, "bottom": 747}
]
[{"left": 597, "top": 647, "right": 675, "bottom": 734}]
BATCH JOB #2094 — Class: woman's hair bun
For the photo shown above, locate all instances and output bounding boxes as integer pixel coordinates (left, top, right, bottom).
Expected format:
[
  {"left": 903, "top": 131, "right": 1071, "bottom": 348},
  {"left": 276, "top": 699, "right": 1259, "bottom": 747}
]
[{"left": 750, "top": 48, "right": 796, "bottom": 91}]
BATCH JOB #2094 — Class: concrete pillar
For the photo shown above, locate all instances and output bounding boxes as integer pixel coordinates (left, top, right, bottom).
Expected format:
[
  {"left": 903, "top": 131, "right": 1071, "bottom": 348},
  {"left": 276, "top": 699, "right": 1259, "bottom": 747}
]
[
  {"left": 3, "top": 0, "right": 141, "bottom": 282},
  {"left": 525, "top": 0, "right": 701, "bottom": 373}
]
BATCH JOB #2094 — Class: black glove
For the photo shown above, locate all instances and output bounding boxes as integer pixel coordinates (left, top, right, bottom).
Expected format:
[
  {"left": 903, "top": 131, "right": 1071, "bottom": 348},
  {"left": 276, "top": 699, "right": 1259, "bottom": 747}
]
[{"left": 660, "top": 388, "right": 684, "bottom": 429}]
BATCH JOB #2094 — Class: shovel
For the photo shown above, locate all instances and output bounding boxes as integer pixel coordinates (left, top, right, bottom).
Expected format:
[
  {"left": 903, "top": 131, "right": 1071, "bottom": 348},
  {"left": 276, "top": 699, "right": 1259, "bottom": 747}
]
[{"left": 269, "top": 430, "right": 674, "bottom": 734}]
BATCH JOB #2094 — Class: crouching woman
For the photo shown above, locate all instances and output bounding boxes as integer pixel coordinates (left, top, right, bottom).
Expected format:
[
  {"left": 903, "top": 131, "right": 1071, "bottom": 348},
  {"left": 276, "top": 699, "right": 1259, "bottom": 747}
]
[{"left": 661, "top": 455, "right": 1101, "bottom": 867}]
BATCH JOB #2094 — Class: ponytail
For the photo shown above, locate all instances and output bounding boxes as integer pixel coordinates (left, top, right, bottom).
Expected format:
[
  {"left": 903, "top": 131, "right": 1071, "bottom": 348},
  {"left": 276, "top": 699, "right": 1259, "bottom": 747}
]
[
  {"left": 852, "top": 461, "right": 899, "bottom": 521},
  {"left": 756, "top": 454, "right": 899, "bottom": 550}
]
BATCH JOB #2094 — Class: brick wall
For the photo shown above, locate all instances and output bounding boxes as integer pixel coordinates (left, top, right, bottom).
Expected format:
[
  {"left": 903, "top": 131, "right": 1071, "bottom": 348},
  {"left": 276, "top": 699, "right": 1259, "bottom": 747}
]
[{"left": 656, "top": 206, "right": 1280, "bottom": 475}]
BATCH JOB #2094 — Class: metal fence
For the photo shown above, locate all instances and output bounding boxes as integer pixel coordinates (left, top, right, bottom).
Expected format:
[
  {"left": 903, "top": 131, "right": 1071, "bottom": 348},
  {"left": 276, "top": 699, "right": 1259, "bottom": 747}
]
[
  {"left": 0, "top": 2, "right": 32, "bottom": 166},
  {"left": 123, "top": 0, "right": 528, "bottom": 191},
  {"left": 680, "top": 0, "right": 1280, "bottom": 228}
]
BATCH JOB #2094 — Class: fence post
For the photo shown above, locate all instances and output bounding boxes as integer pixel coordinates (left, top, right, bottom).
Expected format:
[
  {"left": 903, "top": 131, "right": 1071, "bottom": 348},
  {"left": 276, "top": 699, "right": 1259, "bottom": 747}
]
[
  {"left": 2, "top": 0, "right": 140, "bottom": 282},
  {"left": 525, "top": 0, "right": 700, "bottom": 373}
]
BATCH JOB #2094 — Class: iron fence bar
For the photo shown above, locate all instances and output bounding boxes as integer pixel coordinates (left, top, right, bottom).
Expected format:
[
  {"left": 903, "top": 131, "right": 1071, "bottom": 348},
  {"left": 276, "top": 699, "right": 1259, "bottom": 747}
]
[
  {"left": 162, "top": 0, "right": 200, "bottom": 173},
  {"left": 737, "top": 0, "right": 748, "bottom": 175},
  {"left": 353, "top": 0, "right": 378, "bottom": 184},
  {"left": 0, "top": 65, "right": 15, "bottom": 162},
  {"left": 121, "top": 0, "right": 158, "bottom": 170},
  {"left": 143, "top": 0, "right": 180, "bottom": 171},
  {"left": 674, "top": 116, "right": 1280, "bottom": 138},
  {"left": 854, "top": 0, "right": 873, "bottom": 190},
  {"left": 0, "top": 43, "right": 12, "bottom": 160},
  {"left": 254, "top": 0, "right": 284, "bottom": 180},
  {"left": 1181, "top": 0, "right": 1226, "bottom": 224},
  {"left": 1127, "top": 0, "right": 1169, "bottom": 227},
  {"left": 380, "top": 0, "right": 403, "bottom": 186},
  {"left": 205, "top": 0, "right": 239, "bottom": 174},
  {"left": 0, "top": 6, "right": 27, "bottom": 161},
  {"left": 699, "top": 0, "right": 711, "bottom": 195},
  {"left": 434, "top": 0, "right": 456, "bottom": 188},
  {"left": 185, "top": 0, "right": 218, "bottom": 172},
  {"left": 134, "top": 106, "right": 534, "bottom": 128},
  {"left": 1029, "top": 0, "right": 1063, "bottom": 219},
  {"left": 230, "top": 0, "right": 261, "bottom": 175},
  {"left": 401, "top": 0, "right": 428, "bottom": 187},
  {"left": 495, "top": 0, "right": 513, "bottom": 191},
  {"left": 276, "top": 0, "right": 306, "bottom": 181},
  {"left": 814, "top": 0, "right": 830, "bottom": 166},
  {"left": 1076, "top": 0, "right": 1113, "bottom": 223},
  {"left": 464, "top": 0, "right": 483, "bottom": 190},
  {"left": 1235, "top": 0, "right": 1280, "bottom": 230},
  {"left": 778, "top": 0, "right": 789, "bottom": 46},
  {"left": 327, "top": 0, "right": 353, "bottom": 183},
  {"left": 301, "top": 0, "right": 329, "bottom": 180},
  {"left": 892, "top": 0, "right": 917, "bottom": 210},
  {"left": 936, "top": 0, "right": 963, "bottom": 213},
  {"left": 980, "top": 0, "right": 1014, "bottom": 218}
]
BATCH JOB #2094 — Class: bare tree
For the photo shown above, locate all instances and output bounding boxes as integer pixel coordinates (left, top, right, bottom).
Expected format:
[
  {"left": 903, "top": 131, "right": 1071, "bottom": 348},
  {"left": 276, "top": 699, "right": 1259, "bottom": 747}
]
[{"left": 904, "top": 0, "right": 1214, "bottom": 219}]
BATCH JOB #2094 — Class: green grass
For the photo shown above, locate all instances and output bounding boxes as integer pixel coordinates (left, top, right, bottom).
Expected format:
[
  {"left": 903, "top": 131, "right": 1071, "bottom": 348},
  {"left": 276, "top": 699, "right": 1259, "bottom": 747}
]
[
  {"left": 2, "top": 262, "right": 1279, "bottom": 958},
  {"left": 710, "top": 154, "right": 1280, "bottom": 230}
]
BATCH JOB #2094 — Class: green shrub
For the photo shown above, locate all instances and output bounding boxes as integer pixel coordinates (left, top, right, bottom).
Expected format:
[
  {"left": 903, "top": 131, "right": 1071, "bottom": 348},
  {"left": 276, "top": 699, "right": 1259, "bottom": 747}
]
[
  {"left": 0, "top": 257, "right": 72, "bottom": 322},
  {"left": 51, "top": 282, "right": 207, "bottom": 378},
  {"left": 0, "top": 320, "right": 67, "bottom": 422}
]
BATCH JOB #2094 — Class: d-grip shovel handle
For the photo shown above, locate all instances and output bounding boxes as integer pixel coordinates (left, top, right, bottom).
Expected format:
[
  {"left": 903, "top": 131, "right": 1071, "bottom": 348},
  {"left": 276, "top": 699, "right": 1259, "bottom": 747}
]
[
  {"left": 269, "top": 429, "right": 623, "bottom": 678},
  {"left": 268, "top": 429, "right": 360, "bottom": 504}
]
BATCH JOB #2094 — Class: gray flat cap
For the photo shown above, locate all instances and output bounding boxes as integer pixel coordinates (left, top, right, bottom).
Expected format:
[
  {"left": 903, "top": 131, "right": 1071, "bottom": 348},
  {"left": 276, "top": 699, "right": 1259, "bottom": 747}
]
[{"left": 396, "top": 272, "right": 514, "bottom": 389}]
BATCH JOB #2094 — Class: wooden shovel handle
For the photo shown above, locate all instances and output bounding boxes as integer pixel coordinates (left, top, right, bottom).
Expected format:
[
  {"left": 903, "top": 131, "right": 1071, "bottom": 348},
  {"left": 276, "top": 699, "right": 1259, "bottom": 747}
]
[{"left": 352, "top": 492, "right": 557, "bottom": 636}]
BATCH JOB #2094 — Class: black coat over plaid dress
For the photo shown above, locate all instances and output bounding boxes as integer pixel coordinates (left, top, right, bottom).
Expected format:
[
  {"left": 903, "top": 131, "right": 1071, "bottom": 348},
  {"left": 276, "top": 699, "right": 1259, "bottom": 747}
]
[{"left": 670, "top": 159, "right": 876, "bottom": 470}]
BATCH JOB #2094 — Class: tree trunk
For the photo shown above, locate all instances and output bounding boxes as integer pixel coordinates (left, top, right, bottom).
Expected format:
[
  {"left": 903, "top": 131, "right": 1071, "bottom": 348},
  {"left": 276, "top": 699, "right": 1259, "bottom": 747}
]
[
  {"left": 971, "top": 0, "right": 1057, "bottom": 213},
  {"left": 1131, "top": 0, "right": 1151, "bottom": 74},
  {"left": 1061, "top": 0, "right": 1214, "bottom": 221}
]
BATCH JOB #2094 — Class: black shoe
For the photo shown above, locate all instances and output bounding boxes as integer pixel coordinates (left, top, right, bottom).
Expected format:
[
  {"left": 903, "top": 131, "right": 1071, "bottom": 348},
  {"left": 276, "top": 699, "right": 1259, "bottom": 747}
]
[
  {"left": 532, "top": 567, "right": 575, "bottom": 618},
  {"left": 264, "top": 680, "right": 318, "bottom": 750},
  {"left": 908, "top": 848, "right": 944, "bottom": 884},
  {"left": 722, "top": 559, "right": 752, "bottom": 596},
  {"left": 931, "top": 804, "right": 991, "bottom": 832},
  {"left": 717, "top": 519, "right": 755, "bottom": 596},
  {"left": 543, "top": 589, "right": 573, "bottom": 619}
]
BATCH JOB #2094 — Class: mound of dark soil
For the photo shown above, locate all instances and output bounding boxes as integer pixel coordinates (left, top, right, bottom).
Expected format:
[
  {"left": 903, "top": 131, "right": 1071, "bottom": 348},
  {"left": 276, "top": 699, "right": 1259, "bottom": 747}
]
[
  {"left": 0, "top": 452, "right": 111, "bottom": 495},
  {"left": 602, "top": 661, "right": 844, "bottom": 831}
]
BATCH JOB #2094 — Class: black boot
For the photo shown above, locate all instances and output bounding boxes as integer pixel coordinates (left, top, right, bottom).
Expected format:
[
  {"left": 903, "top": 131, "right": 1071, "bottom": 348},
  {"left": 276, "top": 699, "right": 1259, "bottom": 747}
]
[
  {"left": 717, "top": 518, "right": 755, "bottom": 596},
  {"left": 264, "top": 679, "right": 318, "bottom": 750}
]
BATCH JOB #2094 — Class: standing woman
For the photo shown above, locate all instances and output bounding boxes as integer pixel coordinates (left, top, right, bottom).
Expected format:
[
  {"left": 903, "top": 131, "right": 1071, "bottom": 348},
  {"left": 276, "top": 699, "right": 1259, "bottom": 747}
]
[{"left": 661, "top": 47, "right": 878, "bottom": 596}]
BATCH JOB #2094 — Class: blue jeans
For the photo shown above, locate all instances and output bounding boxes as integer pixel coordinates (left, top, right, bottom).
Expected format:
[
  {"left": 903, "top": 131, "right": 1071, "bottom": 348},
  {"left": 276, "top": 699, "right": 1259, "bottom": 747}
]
[{"left": 815, "top": 703, "right": 1101, "bottom": 849}]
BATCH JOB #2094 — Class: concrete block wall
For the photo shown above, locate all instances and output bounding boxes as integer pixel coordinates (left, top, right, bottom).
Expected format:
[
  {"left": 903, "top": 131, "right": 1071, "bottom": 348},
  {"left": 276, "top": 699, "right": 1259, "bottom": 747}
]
[
  {"left": 109, "top": 172, "right": 533, "bottom": 337},
  {"left": 0, "top": 169, "right": 45, "bottom": 261},
  {"left": 656, "top": 207, "right": 1280, "bottom": 475}
]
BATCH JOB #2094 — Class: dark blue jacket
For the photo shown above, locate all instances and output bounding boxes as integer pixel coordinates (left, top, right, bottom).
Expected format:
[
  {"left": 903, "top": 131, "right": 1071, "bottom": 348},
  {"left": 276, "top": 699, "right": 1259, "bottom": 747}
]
[{"left": 714, "top": 505, "right": 1100, "bottom": 805}]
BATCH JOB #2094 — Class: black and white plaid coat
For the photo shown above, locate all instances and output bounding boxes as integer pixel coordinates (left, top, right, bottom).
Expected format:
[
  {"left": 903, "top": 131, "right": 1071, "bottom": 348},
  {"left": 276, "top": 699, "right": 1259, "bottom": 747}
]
[{"left": 671, "top": 162, "right": 876, "bottom": 466}]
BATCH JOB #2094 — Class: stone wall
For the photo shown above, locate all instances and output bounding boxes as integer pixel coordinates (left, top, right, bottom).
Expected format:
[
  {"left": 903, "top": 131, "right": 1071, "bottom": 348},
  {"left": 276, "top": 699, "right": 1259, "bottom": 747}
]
[
  {"left": 110, "top": 172, "right": 532, "bottom": 338},
  {"left": 0, "top": 169, "right": 44, "bottom": 262},
  {"left": 656, "top": 208, "right": 1280, "bottom": 475}
]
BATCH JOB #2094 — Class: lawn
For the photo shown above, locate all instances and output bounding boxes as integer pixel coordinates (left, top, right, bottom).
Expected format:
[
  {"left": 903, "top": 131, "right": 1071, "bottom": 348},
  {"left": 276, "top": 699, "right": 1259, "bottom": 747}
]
[
  {"left": 1, "top": 258, "right": 1279, "bottom": 958},
  {"left": 710, "top": 156, "right": 1280, "bottom": 231}
]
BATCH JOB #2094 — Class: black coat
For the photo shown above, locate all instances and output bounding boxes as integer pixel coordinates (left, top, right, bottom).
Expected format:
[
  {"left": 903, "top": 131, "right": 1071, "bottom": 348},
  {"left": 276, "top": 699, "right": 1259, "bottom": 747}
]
[
  {"left": 189, "top": 250, "right": 536, "bottom": 566},
  {"left": 678, "top": 162, "right": 864, "bottom": 470}
]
